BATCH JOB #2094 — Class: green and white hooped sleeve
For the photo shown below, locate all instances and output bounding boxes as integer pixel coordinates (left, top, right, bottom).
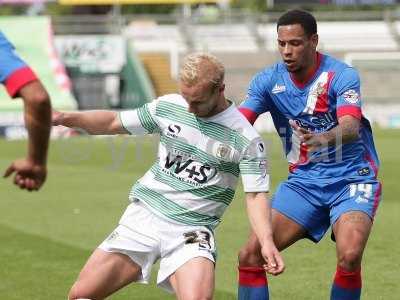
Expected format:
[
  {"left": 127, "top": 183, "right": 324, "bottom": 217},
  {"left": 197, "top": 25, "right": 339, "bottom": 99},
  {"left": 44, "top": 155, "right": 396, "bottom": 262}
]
[
  {"left": 239, "top": 137, "right": 269, "bottom": 193},
  {"left": 119, "top": 100, "right": 160, "bottom": 135}
]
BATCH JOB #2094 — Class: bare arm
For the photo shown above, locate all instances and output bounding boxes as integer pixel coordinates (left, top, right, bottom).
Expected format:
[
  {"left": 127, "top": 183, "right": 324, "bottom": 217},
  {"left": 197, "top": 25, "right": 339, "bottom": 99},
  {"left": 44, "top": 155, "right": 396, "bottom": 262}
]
[
  {"left": 3, "top": 80, "right": 51, "bottom": 191},
  {"left": 53, "top": 110, "right": 128, "bottom": 135},
  {"left": 290, "top": 115, "right": 360, "bottom": 152},
  {"left": 20, "top": 81, "right": 51, "bottom": 165},
  {"left": 246, "top": 192, "right": 273, "bottom": 244},
  {"left": 322, "top": 115, "right": 360, "bottom": 145},
  {"left": 246, "top": 192, "right": 285, "bottom": 275}
]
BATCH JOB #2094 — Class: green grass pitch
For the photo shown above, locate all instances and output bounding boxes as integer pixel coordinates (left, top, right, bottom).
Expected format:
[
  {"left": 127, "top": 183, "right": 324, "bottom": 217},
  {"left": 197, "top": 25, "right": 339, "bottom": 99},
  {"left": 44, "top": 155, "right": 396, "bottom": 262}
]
[{"left": 0, "top": 128, "right": 399, "bottom": 299}]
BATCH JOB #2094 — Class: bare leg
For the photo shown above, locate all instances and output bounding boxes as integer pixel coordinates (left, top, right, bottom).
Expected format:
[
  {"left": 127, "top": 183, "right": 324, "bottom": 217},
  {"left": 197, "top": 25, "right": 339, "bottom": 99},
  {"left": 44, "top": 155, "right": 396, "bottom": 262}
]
[
  {"left": 68, "top": 249, "right": 142, "bottom": 300},
  {"left": 333, "top": 211, "right": 372, "bottom": 271},
  {"left": 330, "top": 211, "right": 373, "bottom": 300},
  {"left": 169, "top": 257, "right": 214, "bottom": 300}
]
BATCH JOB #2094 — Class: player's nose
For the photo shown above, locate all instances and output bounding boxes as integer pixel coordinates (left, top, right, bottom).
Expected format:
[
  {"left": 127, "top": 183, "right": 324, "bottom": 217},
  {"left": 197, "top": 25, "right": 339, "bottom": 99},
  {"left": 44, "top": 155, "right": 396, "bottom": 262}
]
[{"left": 282, "top": 44, "right": 293, "bottom": 56}]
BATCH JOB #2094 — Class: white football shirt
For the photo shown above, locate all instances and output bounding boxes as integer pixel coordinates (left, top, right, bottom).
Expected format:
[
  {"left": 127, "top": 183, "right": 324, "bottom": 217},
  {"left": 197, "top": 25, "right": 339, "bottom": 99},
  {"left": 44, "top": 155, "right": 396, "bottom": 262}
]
[{"left": 119, "top": 94, "right": 269, "bottom": 229}]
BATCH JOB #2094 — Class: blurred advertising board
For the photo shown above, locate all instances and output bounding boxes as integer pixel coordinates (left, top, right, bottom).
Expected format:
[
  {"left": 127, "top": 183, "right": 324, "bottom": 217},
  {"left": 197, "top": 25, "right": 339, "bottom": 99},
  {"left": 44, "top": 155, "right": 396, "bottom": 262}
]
[
  {"left": 59, "top": 0, "right": 223, "bottom": 4},
  {"left": 0, "top": 0, "right": 53, "bottom": 3},
  {"left": 274, "top": 0, "right": 396, "bottom": 3},
  {"left": 54, "top": 35, "right": 126, "bottom": 74}
]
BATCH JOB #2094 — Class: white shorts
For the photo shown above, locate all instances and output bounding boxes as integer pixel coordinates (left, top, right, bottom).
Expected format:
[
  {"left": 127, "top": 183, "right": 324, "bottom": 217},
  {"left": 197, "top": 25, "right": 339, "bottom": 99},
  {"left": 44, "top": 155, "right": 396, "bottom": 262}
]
[{"left": 98, "top": 200, "right": 217, "bottom": 293}]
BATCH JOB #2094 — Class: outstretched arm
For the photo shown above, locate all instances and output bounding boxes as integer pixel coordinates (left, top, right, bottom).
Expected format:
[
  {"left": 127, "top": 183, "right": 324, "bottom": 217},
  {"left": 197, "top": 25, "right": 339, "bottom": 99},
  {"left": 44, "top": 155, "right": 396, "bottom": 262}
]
[
  {"left": 53, "top": 110, "right": 128, "bottom": 135},
  {"left": 245, "top": 192, "right": 285, "bottom": 276}
]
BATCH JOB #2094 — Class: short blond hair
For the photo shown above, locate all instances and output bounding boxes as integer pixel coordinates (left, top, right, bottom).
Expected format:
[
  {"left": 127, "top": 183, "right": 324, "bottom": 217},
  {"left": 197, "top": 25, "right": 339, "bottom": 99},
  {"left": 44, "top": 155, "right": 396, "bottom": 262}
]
[{"left": 179, "top": 53, "right": 225, "bottom": 88}]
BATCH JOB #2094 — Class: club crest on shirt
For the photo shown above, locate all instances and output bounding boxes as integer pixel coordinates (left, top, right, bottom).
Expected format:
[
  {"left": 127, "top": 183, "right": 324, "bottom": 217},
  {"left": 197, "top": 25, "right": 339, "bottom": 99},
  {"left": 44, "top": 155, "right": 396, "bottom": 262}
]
[
  {"left": 309, "top": 82, "right": 326, "bottom": 100},
  {"left": 315, "top": 82, "right": 326, "bottom": 97},
  {"left": 343, "top": 89, "right": 360, "bottom": 104},
  {"left": 215, "top": 143, "right": 232, "bottom": 160}
]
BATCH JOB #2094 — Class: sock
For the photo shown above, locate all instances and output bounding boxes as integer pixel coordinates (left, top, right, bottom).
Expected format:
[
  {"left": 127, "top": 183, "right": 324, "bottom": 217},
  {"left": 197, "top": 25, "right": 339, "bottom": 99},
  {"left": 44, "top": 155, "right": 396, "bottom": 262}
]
[
  {"left": 238, "top": 266, "right": 269, "bottom": 300},
  {"left": 330, "top": 265, "right": 361, "bottom": 300}
]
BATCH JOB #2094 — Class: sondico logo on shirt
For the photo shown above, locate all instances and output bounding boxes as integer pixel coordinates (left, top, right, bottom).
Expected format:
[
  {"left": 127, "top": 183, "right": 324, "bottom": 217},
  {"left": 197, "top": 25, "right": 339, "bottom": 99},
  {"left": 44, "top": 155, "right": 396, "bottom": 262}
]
[
  {"left": 164, "top": 153, "right": 217, "bottom": 184},
  {"left": 167, "top": 124, "right": 181, "bottom": 138}
]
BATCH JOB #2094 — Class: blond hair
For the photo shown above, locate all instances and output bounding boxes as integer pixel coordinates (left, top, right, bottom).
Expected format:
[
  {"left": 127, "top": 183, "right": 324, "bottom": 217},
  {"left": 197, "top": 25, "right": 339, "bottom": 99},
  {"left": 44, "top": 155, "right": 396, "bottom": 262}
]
[{"left": 179, "top": 53, "right": 225, "bottom": 88}]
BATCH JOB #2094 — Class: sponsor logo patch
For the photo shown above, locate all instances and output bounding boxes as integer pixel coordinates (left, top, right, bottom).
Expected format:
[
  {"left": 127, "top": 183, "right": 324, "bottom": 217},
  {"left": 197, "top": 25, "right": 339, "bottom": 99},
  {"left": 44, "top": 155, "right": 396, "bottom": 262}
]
[
  {"left": 357, "top": 167, "right": 370, "bottom": 176},
  {"left": 343, "top": 89, "right": 360, "bottom": 104},
  {"left": 259, "top": 160, "right": 268, "bottom": 178},
  {"left": 164, "top": 152, "right": 217, "bottom": 185}
]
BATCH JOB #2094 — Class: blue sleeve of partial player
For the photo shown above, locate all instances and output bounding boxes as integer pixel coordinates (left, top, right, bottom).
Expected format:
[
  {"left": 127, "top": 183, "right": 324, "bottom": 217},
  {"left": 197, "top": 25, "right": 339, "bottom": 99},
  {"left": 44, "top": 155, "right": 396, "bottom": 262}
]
[
  {"left": 0, "top": 31, "right": 38, "bottom": 97},
  {"left": 239, "top": 72, "right": 272, "bottom": 124},
  {"left": 0, "top": 32, "right": 27, "bottom": 82},
  {"left": 333, "top": 67, "right": 362, "bottom": 120}
]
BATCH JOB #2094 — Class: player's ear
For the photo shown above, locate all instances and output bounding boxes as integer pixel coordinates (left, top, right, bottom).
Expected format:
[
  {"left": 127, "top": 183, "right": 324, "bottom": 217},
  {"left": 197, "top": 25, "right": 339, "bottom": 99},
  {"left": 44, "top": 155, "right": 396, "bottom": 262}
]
[{"left": 311, "top": 33, "right": 318, "bottom": 48}]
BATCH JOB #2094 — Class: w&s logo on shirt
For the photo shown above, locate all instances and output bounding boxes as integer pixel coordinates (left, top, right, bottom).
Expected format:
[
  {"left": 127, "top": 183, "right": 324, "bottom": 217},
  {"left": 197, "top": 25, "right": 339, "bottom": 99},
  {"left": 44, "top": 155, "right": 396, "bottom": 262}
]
[{"left": 163, "top": 153, "right": 217, "bottom": 185}]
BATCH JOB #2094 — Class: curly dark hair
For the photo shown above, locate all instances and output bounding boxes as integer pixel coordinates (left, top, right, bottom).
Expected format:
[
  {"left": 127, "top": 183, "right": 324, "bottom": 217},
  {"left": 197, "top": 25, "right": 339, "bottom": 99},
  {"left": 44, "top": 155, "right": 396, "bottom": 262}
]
[{"left": 277, "top": 9, "right": 317, "bottom": 37}]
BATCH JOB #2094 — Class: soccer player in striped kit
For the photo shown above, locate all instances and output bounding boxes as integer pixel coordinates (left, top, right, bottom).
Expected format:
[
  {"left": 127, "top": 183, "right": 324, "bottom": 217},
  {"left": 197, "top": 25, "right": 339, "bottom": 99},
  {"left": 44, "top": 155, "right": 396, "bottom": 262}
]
[
  {"left": 0, "top": 31, "right": 51, "bottom": 191},
  {"left": 237, "top": 10, "right": 381, "bottom": 300},
  {"left": 53, "top": 53, "right": 284, "bottom": 300}
]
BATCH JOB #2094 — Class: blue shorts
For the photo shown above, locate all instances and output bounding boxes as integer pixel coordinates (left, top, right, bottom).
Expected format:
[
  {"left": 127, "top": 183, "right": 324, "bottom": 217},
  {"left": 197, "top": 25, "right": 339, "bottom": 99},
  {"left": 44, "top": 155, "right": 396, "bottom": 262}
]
[{"left": 271, "top": 176, "right": 382, "bottom": 242}]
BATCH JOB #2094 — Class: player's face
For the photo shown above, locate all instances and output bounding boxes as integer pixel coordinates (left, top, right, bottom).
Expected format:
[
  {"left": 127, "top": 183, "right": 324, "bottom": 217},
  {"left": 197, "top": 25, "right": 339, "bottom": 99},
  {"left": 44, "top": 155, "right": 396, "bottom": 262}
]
[
  {"left": 181, "top": 81, "right": 222, "bottom": 118},
  {"left": 277, "top": 24, "right": 318, "bottom": 74}
]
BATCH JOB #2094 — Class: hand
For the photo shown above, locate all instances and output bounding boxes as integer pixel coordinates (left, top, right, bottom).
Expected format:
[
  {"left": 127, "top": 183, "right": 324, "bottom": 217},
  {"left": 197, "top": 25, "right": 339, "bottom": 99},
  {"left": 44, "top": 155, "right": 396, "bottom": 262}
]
[
  {"left": 3, "top": 159, "right": 47, "bottom": 191},
  {"left": 289, "top": 119, "right": 329, "bottom": 152},
  {"left": 260, "top": 240, "right": 285, "bottom": 276},
  {"left": 52, "top": 110, "right": 64, "bottom": 126}
]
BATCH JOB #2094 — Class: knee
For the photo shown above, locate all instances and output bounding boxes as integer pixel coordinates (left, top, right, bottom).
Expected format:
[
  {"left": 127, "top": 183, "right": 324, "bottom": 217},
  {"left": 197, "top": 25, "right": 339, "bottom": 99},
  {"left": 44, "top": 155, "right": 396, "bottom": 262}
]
[
  {"left": 337, "top": 249, "right": 363, "bottom": 271},
  {"left": 238, "top": 244, "right": 263, "bottom": 267},
  {"left": 68, "top": 282, "right": 94, "bottom": 300},
  {"left": 68, "top": 283, "right": 79, "bottom": 300}
]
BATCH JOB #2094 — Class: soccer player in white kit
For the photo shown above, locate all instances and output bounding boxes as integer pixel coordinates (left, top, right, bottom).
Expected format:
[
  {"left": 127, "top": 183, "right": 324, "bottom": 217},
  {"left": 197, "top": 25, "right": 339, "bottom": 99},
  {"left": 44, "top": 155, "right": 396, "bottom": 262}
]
[{"left": 53, "top": 53, "right": 284, "bottom": 300}]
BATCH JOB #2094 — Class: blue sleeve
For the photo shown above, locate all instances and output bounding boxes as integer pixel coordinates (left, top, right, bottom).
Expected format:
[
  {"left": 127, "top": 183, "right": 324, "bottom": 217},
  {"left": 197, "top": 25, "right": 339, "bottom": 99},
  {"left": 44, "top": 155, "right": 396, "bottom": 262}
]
[
  {"left": 240, "top": 71, "right": 272, "bottom": 115},
  {"left": 332, "top": 67, "right": 362, "bottom": 120},
  {"left": 0, "top": 31, "right": 28, "bottom": 83}
]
